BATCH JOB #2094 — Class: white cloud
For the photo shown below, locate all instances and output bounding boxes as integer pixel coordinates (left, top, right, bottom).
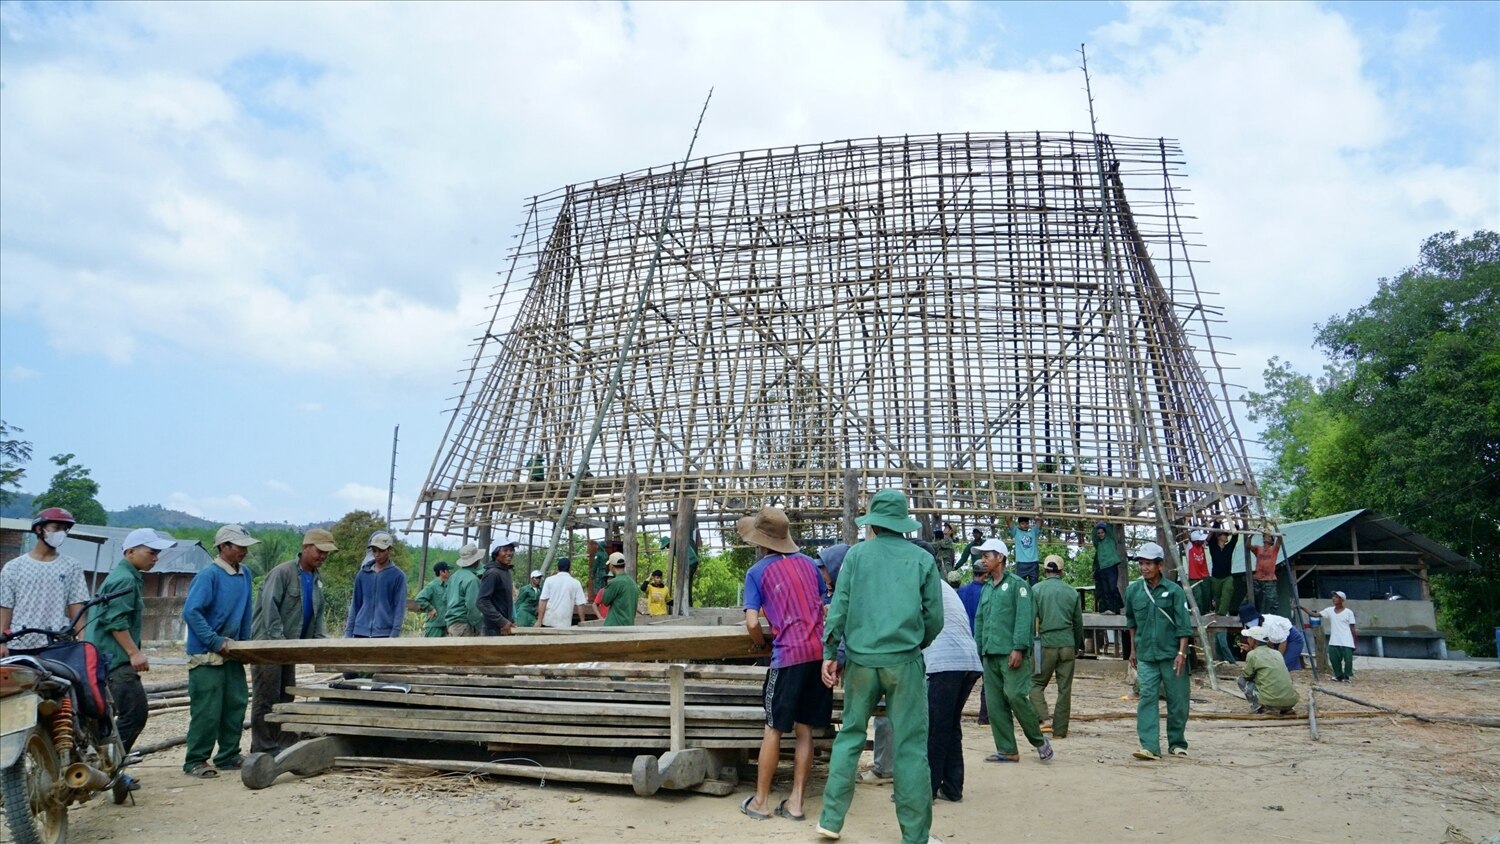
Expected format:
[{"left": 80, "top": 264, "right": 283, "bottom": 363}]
[
  {"left": 263, "top": 479, "right": 295, "bottom": 496},
  {"left": 166, "top": 491, "right": 254, "bottom": 520},
  {"left": 2, "top": 364, "right": 40, "bottom": 382}
]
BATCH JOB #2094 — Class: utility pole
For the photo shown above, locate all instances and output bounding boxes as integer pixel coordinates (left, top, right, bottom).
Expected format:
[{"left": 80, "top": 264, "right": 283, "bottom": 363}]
[{"left": 387, "top": 424, "right": 399, "bottom": 527}]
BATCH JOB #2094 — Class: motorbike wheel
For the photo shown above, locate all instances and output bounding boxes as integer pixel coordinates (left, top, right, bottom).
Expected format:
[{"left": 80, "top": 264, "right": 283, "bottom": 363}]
[{"left": 0, "top": 726, "right": 67, "bottom": 844}]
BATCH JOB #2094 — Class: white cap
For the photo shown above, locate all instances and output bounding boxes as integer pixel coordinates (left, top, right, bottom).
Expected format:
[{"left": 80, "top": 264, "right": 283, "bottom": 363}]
[
  {"left": 1260, "top": 615, "right": 1292, "bottom": 644},
  {"left": 1243, "top": 625, "right": 1270, "bottom": 643},
  {"left": 214, "top": 524, "right": 260, "bottom": 548},
  {"left": 123, "top": 528, "right": 176, "bottom": 552},
  {"left": 491, "top": 534, "right": 521, "bottom": 550},
  {"left": 1332, "top": 590, "right": 1347, "bottom": 600},
  {"left": 1135, "top": 542, "right": 1166, "bottom": 561},
  {"left": 529, "top": 569, "right": 543, "bottom": 579},
  {"left": 975, "top": 538, "right": 1008, "bottom": 557},
  {"left": 1189, "top": 529, "right": 1208, "bottom": 542}
]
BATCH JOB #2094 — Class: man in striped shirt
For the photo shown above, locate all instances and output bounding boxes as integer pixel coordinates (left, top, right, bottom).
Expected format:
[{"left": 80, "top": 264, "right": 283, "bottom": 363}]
[{"left": 739, "top": 507, "right": 828, "bottom": 824}]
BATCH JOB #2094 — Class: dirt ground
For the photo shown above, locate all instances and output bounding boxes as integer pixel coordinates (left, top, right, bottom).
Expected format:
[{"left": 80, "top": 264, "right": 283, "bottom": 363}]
[{"left": 8, "top": 648, "right": 1499, "bottom": 844}]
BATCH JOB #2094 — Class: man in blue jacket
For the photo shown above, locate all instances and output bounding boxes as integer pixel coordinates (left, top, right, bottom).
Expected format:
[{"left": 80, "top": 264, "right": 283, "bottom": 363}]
[
  {"left": 181, "top": 525, "right": 258, "bottom": 778},
  {"left": 345, "top": 532, "right": 408, "bottom": 638}
]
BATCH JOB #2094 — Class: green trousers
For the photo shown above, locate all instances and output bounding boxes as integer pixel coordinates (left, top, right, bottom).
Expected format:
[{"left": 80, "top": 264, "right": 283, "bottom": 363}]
[
  {"left": 982, "top": 653, "right": 1045, "bottom": 756},
  {"left": 1254, "top": 580, "right": 1279, "bottom": 615},
  {"left": 1328, "top": 645, "right": 1354, "bottom": 680},
  {"left": 1211, "top": 576, "right": 1235, "bottom": 615},
  {"left": 185, "top": 663, "right": 249, "bottom": 771},
  {"left": 422, "top": 624, "right": 446, "bottom": 638},
  {"left": 1028, "top": 647, "right": 1076, "bottom": 736},
  {"left": 1189, "top": 579, "right": 1211, "bottom": 614},
  {"left": 819, "top": 658, "right": 931, "bottom": 844},
  {"left": 1135, "top": 657, "right": 1189, "bottom": 756},
  {"left": 1213, "top": 631, "right": 1237, "bottom": 662}
]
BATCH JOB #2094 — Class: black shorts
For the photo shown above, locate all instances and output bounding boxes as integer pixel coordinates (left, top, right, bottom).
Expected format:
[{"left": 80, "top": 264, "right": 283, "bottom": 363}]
[{"left": 763, "top": 660, "right": 833, "bottom": 732}]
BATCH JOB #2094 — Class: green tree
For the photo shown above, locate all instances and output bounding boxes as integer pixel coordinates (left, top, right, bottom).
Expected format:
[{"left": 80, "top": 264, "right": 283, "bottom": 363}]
[
  {"left": 1249, "top": 231, "right": 1499, "bottom": 655},
  {"left": 33, "top": 453, "right": 107, "bottom": 526},
  {"left": 0, "top": 420, "right": 32, "bottom": 506}
]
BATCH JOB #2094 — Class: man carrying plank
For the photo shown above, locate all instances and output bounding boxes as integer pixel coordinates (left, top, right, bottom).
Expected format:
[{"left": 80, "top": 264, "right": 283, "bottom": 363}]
[
  {"left": 738, "top": 506, "right": 828, "bottom": 825},
  {"left": 818, "top": 489, "right": 944, "bottom": 844}
]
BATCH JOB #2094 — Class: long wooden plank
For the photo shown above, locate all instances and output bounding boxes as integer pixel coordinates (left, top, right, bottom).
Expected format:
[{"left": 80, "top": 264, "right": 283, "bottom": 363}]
[
  {"left": 272, "top": 701, "right": 772, "bottom": 729},
  {"left": 314, "top": 662, "right": 771, "bottom": 681},
  {"left": 287, "top": 685, "right": 769, "bottom": 720},
  {"left": 372, "top": 672, "right": 767, "bottom": 697},
  {"left": 335, "top": 756, "right": 634, "bottom": 787},
  {"left": 380, "top": 682, "right": 760, "bottom": 707},
  {"left": 268, "top": 712, "right": 776, "bottom": 740},
  {"left": 228, "top": 628, "right": 757, "bottom": 667}
]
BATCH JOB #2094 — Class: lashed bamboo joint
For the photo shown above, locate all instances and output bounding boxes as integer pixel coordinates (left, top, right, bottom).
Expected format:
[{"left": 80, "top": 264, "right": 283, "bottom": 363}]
[{"left": 417, "top": 131, "right": 1257, "bottom": 536}]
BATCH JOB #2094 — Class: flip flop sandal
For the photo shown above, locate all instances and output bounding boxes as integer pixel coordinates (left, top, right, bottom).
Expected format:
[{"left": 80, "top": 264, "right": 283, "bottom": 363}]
[
  {"left": 740, "top": 795, "right": 770, "bottom": 820},
  {"left": 984, "top": 753, "right": 1020, "bottom": 763},
  {"left": 1037, "top": 740, "right": 1054, "bottom": 762},
  {"left": 1169, "top": 747, "right": 1189, "bottom": 757},
  {"left": 185, "top": 762, "right": 219, "bottom": 778},
  {"left": 1132, "top": 749, "right": 1159, "bottom": 761},
  {"left": 775, "top": 799, "right": 806, "bottom": 821}
]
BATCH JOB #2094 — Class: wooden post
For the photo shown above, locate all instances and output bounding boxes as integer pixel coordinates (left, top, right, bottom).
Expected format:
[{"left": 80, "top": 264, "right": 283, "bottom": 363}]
[
  {"left": 624, "top": 473, "right": 640, "bottom": 583},
  {"left": 842, "top": 469, "right": 859, "bottom": 544},
  {"left": 669, "top": 663, "right": 686, "bottom": 752},
  {"left": 419, "top": 500, "right": 433, "bottom": 588},
  {"left": 671, "top": 492, "right": 692, "bottom": 617}
]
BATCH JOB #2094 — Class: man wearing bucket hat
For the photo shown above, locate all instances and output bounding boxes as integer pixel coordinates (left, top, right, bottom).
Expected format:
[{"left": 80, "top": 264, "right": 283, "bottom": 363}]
[
  {"left": 181, "top": 525, "right": 259, "bottom": 777},
  {"left": 1029, "top": 555, "right": 1083, "bottom": 739},
  {"left": 443, "top": 543, "right": 485, "bottom": 636},
  {"left": 974, "top": 537, "right": 1053, "bottom": 764},
  {"left": 345, "top": 531, "right": 407, "bottom": 638},
  {"left": 1237, "top": 625, "right": 1298, "bottom": 714},
  {"left": 738, "top": 507, "right": 827, "bottom": 823},
  {"left": 1125, "top": 541, "right": 1193, "bottom": 761},
  {"left": 250, "top": 528, "right": 337, "bottom": 753},
  {"left": 817, "top": 489, "right": 943, "bottom": 844}
]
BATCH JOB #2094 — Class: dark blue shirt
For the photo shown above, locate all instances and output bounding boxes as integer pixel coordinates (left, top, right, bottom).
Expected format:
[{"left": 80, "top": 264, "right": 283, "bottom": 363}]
[
  {"left": 957, "top": 581, "right": 985, "bottom": 632},
  {"left": 299, "top": 569, "right": 316, "bottom": 637}
]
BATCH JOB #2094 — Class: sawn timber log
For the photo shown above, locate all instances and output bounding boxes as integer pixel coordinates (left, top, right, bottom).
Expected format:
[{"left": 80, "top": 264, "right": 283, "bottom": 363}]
[{"left": 223, "top": 627, "right": 757, "bottom": 667}]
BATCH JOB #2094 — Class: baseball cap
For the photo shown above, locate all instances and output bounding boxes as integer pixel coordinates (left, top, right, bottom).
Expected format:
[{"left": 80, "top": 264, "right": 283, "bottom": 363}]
[
  {"left": 607, "top": 552, "right": 627, "bottom": 568},
  {"left": 1189, "top": 529, "right": 1208, "bottom": 542},
  {"left": 1043, "top": 555, "right": 1064, "bottom": 573},
  {"left": 1135, "top": 542, "right": 1165, "bottom": 561},
  {"left": 492, "top": 534, "right": 521, "bottom": 551},
  {"left": 368, "top": 532, "right": 394, "bottom": 550},
  {"left": 214, "top": 524, "right": 260, "bottom": 548},
  {"left": 529, "top": 569, "right": 543, "bottom": 578},
  {"left": 303, "top": 528, "right": 338, "bottom": 552},
  {"left": 123, "top": 528, "right": 176, "bottom": 552},
  {"left": 1332, "top": 590, "right": 1347, "bottom": 600},
  {"left": 975, "top": 538, "right": 1008, "bottom": 557}
]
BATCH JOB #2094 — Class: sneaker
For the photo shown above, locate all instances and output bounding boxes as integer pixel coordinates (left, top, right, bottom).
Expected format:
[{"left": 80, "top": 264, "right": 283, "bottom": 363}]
[
  {"left": 858, "top": 770, "right": 893, "bottom": 785},
  {"left": 1132, "top": 748, "right": 1159, "bottom": 761}
]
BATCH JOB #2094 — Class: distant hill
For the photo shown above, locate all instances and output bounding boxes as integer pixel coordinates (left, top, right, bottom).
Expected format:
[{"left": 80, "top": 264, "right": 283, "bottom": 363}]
[{"left": 1, "top": 495, "right": 329, "bottom": 534}]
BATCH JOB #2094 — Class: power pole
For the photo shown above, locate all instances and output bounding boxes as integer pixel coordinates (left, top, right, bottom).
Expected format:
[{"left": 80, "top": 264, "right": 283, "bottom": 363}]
[{"left": 387, "top": 424, "right": 399, "bottom": 527}]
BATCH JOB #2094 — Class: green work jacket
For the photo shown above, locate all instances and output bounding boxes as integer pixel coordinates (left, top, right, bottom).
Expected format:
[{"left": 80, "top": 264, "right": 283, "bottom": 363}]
[
  {"left": 1033, "top": 575, "right": 1084, "bottom": 649},
  {"left": 1242, "top": 645, "right": 1299, "bottom": 708},
  {"left": 1124, "top": 576, "right": 1193, "bottom": 662},
  {"left": 86, "top": 560, "right": 144, "bottom": 674},
  {"left": 414, "top": 578, "right": 449, "bottom": 635},
  {"left": 823, "top": 533, "right": 944, "bottom": 667},
  {"left": 514, "top": 583, "right": 540, "bottom": 628},
  {"left": 252, "top": 559, "right": 327, "bottom": 641},
  {"left": 443, "top": 566, "right": 483, "bottom": 628},
  {"left": 1093, "top": 529, "right": 1122, "bottom": 570},
  {"left": 975, "top": 570, "right": 1034, "bottom": 657},
  {"left": 600, "top": 575, "right": 637, "bottom": 626}
]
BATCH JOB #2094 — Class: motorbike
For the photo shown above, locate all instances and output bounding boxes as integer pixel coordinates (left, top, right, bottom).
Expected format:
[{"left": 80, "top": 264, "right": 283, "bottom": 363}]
[{"left": 1, "top": 588, "right": 134, "bottom": 844}]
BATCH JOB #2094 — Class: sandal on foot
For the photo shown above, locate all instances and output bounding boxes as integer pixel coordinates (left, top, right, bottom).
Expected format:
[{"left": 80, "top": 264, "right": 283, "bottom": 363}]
[
  {"left": 1132, "top": 748, "right": 1159, "bottom": 761},
  {"left": 216, "top": 757, "right": 244, "bottom": 771},
  {"left": 185, "top": 762, "right": 219, "bottom": 778},
  {"left": 739, "top": 795, "right": 770, "bottom": 820},
  {"left": 817, "top": 826, "right": 842, "bottom": 841},
  {"left": 1037, "top": 739, "right": 1054, "bottom": 762},
  {"left": 775, "top": 799, "right": 806, "bottom": 821},
  {"left": 984, "top": 753, "right": 1020, "bottom": 763},
  {"left": 1169, "top": 747, "right": 1189, "bottom": 757}
]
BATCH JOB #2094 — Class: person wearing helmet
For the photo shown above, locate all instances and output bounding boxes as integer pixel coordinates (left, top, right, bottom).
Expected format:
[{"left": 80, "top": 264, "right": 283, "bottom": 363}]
[
  {"left": 0, "top": 507, "right": 90, "bottom": 655},
  {"left": 1125, "top": 541, "right": 1193, "bottom": 761}
]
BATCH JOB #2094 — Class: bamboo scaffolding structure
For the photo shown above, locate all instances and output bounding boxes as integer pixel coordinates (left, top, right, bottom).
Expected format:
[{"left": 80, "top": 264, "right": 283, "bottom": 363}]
[{"left": 412, "top": 129, "right": 1260, "bottom": 542}]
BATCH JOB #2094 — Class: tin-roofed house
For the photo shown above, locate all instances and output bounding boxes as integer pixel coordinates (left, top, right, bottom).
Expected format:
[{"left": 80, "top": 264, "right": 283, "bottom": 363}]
[
  {"left": 1278, "top": 509, "right": 1478, "bottom": 660},
  {"left": 55, "top": 524, "right": 213, "bottom": 641}
]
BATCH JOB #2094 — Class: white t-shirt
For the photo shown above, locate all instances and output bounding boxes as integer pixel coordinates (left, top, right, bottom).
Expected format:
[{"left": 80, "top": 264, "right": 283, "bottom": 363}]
[
  {"left": 0, "top": 553, "right": 90, "bottom": 649},
  {"left": 1319, "top": 606, "right": 1357, "bottom": 648},
  {"left": 539, "top": 572, "right": 586, "bottom": 628}
]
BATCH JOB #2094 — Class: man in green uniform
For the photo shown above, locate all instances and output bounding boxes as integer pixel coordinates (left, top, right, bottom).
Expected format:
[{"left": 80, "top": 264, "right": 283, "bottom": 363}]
[
  {"left": 443, "top": 543, "right": 484, "bottom": 636},
  {"left": 587, "top": 539, "right": 608, "bottom": 600},
  {"left": 1237, "top": 626, "right": 1299, "bottom": 713},
  {"left": 818, "top": 489, "right": 943, "bottom": 844},
  {"left": 599, "top": 555, "right": 637, "bottom": 626},
  {"left": 1125, "top": 541, "right": 1193, "bottom": 760},
  {"left": 514, "top": 569, "right": 542, "bottom": 628},
  {"left": 88, "top": 527, "right": 176, "bottom": 777},
  {"left": 1092, "top": 522, "right": 1124, "bottom": 613},
  {"left": 974, "top": 538, "right": 1054, "bottom": 764},
  {"left": 956, "top": 527, "right": 986, "bottom": 570},
  {"left": 932, "top": 524, "right": 956, "bottom": 575},
  {"left": 1029, "top": 555, "right": 1083, "bottom": 738},
  {"left": 414, "top": 562, "right": 451, "bottom": 637}
]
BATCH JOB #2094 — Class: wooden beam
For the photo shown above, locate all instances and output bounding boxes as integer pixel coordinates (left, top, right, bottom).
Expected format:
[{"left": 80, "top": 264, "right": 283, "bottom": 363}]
[
  {"left": 669, "top": 664, "right": 686, "bottom": 752},
  {"left": 225, "top": 627, "right": 755, "bottom": 667}
]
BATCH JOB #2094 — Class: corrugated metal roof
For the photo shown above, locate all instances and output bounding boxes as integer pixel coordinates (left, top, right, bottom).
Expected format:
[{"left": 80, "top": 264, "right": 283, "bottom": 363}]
[
  {"left": 54, "top": 525, "right": 212, "bottom": 576},
  {"left": 1278, "top": 509, "right": 1476, "bottom": 573}
]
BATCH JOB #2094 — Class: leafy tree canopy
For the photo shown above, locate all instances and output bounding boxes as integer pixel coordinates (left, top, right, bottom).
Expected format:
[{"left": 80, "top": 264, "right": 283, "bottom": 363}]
[
  {"left": 1247, "top": 230, "right": 1499, "bottom": 655},
  {"left": 33, "top": 453, "right": 107, "bottom": 527},
  {"left": 0, "top": 420, "right": 32, "bottom": 506}
]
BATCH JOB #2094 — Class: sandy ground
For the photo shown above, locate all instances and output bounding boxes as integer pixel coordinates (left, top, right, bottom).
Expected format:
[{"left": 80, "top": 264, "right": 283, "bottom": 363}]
[{"left": 5, "top": 649, "right": 1498, "bottom": 844}]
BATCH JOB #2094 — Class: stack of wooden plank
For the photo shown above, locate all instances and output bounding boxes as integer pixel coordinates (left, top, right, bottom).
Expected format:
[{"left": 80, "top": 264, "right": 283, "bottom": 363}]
[{"left": 268, "top": 662, "right": 841, "bottom": 753}]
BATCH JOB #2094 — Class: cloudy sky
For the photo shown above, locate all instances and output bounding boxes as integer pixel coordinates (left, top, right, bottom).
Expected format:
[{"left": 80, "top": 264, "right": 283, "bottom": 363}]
[{"left": 1, "top": 1, "right": 1496, "bottom": 534}]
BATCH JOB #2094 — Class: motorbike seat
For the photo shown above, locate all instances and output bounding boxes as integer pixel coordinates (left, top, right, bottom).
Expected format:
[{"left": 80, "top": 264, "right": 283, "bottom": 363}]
[{"left": 39, "top": 658, "right": 80, "bottom": 686}]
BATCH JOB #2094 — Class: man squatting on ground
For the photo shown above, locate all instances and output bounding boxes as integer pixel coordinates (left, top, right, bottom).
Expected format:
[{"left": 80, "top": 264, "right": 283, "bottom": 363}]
[
  {"left": 87, "top": 526, "right": 178, "bottom": 789},
  {"left": 250, "top": 528, "right": 337, "bottom": 754},
  {"left": 1029, "top": 554, "right": 1083, "bottom": 739},
  {"left": 737, "top": 506, "right": 829, "bottom": 824},
  {"left": 974, "top": 538, "right": 1054, "bottom": 764},
  {"left": 818, "top": 489, "right": 943, "bottom": 844},
  {"left": 1237, "top": 624, "right": 1299, "bottom": 714},
  {"left": 1125, "top": 541, "right": 1193, "bottom": 761},
  {"left": 180, "top": 524, "right": 258, "bottom": 778}
]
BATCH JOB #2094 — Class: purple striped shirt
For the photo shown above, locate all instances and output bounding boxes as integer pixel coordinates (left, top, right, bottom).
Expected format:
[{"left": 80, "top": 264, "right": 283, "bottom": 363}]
[{"left": 744, "top": 552, "right": 827, "bottom": 668}]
